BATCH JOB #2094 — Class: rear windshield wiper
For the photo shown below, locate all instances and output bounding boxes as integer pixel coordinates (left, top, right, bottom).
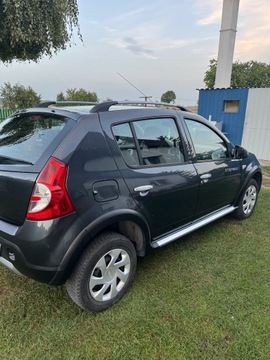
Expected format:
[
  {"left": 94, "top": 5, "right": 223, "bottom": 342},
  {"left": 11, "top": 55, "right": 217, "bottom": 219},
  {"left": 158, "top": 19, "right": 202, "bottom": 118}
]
[{"left": 0, "top": 155, "right": 33, "bottom": 165}]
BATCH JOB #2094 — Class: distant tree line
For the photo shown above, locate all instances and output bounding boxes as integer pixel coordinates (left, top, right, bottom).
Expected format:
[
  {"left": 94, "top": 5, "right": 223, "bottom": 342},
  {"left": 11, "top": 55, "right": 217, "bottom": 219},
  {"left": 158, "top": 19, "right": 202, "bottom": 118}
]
[
  {"left": 0, "top": 83, "right": 99, "bottom": 109},
  {"left": 204, "top": 59, "right": 270, "bottom": 88},
  {"left": 161, "top": 90, "right": 176, "bottom": 103},
  {"left": 0, "top": 83, "right": 41, "bottom": 109},
  {"left": 57, "top": 88, "right": 98, "bottom": 102},
  {"left": 0, "top": 83, "right": 179, "bottom": 110}
]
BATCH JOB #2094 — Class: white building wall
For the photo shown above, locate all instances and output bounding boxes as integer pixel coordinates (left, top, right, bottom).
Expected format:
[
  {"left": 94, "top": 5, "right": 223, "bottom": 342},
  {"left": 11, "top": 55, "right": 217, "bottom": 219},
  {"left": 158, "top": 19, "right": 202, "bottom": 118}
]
[{"left": 242, "top": 88, "right": 270, "bottom": 161}]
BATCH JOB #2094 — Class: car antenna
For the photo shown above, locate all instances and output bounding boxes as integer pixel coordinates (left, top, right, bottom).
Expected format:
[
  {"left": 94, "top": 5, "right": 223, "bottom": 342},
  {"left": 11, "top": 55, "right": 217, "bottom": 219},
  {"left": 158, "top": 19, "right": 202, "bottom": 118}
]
[{"left": 117, "top": 72, "right": 152, "bottom": 102}]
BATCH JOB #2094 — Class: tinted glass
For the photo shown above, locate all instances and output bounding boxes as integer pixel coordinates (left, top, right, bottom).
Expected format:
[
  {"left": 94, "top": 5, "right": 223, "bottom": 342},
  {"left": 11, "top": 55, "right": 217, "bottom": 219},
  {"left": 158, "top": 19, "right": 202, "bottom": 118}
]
[
  {"left": 0, "top": 113, "right": 67, "bottom": 165},
  {"left": 112, "top": 123, "right": 140, "bottom": 166},
  {"left": 113, "top": 118, "right": 185, "bottom": 167},
  {"left": 134, "top": 118, "right": 184, "bottom": 165},
  {"left": 185, "top": 119, "right": 228, "bottom": 161}
]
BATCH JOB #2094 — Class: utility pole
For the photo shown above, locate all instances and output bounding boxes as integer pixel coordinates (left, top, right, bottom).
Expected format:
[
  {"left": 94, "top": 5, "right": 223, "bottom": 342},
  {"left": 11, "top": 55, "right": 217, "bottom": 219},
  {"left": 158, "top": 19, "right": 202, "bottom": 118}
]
[
  {"left": 139, "top": 96, "right": 152, "bottom": 101},
  {"left": 215, "top": 0, "right": 240, "bottom": 88}
]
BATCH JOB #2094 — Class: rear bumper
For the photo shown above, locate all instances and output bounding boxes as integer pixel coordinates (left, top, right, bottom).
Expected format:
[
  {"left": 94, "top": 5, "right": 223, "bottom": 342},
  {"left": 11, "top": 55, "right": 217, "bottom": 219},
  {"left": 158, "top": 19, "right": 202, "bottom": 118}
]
[
  {"left": 0, "top": 246, "right": 23, "bottom": 276},
  {"left": 0, "top": 240, "right": 59, "bottom": 283},
  {"left": 0, "top": 213, "right": 80, "bottom": 285}
]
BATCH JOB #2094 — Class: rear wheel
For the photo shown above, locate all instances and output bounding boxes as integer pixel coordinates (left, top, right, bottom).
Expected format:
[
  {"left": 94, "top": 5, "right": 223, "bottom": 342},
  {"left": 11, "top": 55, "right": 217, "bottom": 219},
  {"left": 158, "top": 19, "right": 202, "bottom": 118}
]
[
  {"left": 233, "top": 179, "right": 258, "bottom": 219},
  {"left": 66, "top": 231, "right": 137, "bottom": 312}
]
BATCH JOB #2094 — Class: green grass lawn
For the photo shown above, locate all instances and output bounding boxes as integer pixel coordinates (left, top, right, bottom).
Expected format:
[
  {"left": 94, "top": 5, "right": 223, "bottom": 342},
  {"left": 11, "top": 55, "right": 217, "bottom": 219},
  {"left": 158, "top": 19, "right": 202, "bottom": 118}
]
[{"left": 1, "top": 189, "right": 269, "bottom": 359}]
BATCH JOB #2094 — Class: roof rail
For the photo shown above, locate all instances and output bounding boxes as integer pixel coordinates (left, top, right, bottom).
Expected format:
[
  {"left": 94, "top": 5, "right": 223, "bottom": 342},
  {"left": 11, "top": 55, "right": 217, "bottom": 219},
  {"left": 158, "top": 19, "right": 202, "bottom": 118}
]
[
  {"left": 56, "top": 101, "right": 98, "bottom": 106},
  {"left": 90, "top": 101, "right": 191, "bottom": 113},
  {"left": 36, "top": 101, "right": 56, "bottom": 107},
  {"left": 90, "top": 101, "right": 118, "bottom": 113},
  {"left": 116, "top": 101, "right": 190, "bottom": 112},
  {"left": 36, "top": 101, "right": 98, "bottom": 108},
  {"left": 36, "top": 100, "right": 191, "bottom": 112}
]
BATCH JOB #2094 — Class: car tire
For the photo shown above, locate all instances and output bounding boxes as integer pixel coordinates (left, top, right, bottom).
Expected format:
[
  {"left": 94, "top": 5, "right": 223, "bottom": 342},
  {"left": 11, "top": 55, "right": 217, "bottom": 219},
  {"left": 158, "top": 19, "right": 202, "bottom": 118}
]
[
  {"left": 233, "top": 178, "right": 258, "bottom": 219},
  {"left": 66, "top": 231, "right": 137, "bottom": 312}
]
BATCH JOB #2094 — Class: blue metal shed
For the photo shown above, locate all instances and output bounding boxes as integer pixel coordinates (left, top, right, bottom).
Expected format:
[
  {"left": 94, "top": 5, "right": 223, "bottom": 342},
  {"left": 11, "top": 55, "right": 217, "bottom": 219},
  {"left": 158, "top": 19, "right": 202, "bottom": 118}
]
[{"left": 198, "top": 88, "right": 249, "bottom": 145}]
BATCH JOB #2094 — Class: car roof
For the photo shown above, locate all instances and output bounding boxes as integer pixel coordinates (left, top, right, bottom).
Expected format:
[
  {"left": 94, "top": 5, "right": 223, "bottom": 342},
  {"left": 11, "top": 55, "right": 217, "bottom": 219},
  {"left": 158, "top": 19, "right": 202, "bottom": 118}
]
[{"left": 34, "top": 100, "right": 193, "bottom": 115}]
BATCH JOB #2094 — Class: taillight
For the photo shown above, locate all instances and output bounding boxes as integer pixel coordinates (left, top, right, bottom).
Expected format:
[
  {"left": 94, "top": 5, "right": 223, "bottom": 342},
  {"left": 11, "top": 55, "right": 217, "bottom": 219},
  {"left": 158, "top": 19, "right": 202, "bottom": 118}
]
[{"left": 27, "top": 157, "right": 75, "bottom": 220}]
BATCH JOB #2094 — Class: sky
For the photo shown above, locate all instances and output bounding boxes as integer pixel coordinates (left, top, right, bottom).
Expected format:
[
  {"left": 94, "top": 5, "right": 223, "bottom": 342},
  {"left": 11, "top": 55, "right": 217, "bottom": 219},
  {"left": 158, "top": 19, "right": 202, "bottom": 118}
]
[{"left": 1, "top": 0, "right": 270, "bottom": 106}]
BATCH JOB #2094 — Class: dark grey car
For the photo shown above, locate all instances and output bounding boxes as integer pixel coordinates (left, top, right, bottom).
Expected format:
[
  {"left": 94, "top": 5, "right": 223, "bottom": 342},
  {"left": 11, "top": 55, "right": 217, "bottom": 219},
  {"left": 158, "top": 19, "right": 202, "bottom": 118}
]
[{"left": 0, "top": 101, "right": 262, "bottom": 311}]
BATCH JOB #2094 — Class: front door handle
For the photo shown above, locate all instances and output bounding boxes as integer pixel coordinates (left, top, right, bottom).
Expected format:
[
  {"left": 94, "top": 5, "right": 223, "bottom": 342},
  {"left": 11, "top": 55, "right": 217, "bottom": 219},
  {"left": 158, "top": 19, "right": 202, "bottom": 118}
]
[
  {"left": 200, "top": 173, "right": 212, "bottom": 183},
  {"left": 134, "top": 185, "right": 153, "bottom": 196}
]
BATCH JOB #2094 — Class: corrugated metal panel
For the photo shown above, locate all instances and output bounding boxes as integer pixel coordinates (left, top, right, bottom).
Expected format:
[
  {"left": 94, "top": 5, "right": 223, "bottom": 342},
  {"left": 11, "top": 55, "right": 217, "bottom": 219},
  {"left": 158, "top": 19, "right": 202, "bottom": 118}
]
[
  {"left": 198, "top": 88, "right": 249, "bottom": 144},
  {"left": 0, "top": 109, "right": 14, "bottom": 120},
  {"left": 242, "top": 88, "right": 270, "bottom": 161}
]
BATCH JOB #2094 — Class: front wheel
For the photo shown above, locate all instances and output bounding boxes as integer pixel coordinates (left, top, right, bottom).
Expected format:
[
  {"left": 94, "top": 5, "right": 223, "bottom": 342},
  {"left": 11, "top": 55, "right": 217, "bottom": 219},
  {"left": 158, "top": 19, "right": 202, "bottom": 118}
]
[
  {"left": 66, "top": 232, "right": 137, "bottom": 312},
  {"left": 233, "top": 179, "right": 258, "bottom": 219}
]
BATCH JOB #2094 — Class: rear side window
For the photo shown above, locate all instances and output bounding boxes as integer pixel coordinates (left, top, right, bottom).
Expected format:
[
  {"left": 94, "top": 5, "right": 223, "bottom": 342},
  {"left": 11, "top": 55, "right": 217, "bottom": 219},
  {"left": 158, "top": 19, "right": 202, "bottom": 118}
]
[
  {"left": 112, "top": 118, "right": 185, "bottom": 166},
  {"left": 112, "top": 123, "right": 140, "bottom": 166},
  {"left": 0, "top": 113, "right": 67, "bottom": 165}
]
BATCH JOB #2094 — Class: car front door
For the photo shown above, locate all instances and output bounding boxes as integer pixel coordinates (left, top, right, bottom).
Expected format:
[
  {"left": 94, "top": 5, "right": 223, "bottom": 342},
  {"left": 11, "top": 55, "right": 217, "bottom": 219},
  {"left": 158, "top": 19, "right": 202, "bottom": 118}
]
[
  {"left": 103, "top": 114, "right": 200, "bottom": 239},
  {"left": 184, "top": 117, "right": 242, "bottom": 219}
]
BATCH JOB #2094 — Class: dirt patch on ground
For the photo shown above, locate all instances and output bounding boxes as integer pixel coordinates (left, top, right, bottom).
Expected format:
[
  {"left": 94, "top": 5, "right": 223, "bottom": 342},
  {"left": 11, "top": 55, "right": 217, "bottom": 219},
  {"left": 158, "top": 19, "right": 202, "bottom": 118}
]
[
  {"left": 260, "top": 160, "right": 270, "bottom": 166},
  {"left": 260, "top": 160, "right": 270, "bottom": 189},
  {"left": 262, "top": 174, "right": 270, "bottom": 188}
]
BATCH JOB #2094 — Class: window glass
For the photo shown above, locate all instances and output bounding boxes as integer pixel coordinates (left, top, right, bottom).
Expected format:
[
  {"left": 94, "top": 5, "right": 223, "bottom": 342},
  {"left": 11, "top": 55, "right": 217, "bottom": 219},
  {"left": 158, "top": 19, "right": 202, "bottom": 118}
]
[
  {"left": 0, "top": 114, "right": 67, "bottom": 165},
  {"left": 223, "top": 100, "right": 240, "bottom": 113},
  {"left": 185, "top": 119, "right": 228, "bottom": 161},
  {"left": 113, "top": 118, "right": 185, "bottom": 167},
  {"left": 112, "top": 123, "right": 139, "bottom": 166},
  {"left": 134, "top": 118, "right": 184, "bottom": 165}
]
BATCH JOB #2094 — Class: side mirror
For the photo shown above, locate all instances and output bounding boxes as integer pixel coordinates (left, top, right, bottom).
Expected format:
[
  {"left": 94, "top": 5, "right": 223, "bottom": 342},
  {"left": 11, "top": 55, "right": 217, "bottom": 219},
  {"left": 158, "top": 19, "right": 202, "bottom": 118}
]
[{"left": 233, "top": 145, "right": 248, "bottom": 159}]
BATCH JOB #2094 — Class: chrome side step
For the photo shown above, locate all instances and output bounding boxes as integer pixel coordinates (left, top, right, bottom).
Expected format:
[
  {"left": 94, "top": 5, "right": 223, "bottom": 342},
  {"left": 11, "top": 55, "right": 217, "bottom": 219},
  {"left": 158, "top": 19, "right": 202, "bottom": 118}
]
[{"left": 152, "top": 206, "right": 236, "bottom": 248}]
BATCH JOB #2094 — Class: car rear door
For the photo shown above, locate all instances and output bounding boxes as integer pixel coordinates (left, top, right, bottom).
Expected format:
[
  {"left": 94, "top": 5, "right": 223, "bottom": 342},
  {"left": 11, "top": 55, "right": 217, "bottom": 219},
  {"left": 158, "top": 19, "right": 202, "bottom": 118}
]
[{"left": 100, "top": 110, "right": 200, "bottom": 239}]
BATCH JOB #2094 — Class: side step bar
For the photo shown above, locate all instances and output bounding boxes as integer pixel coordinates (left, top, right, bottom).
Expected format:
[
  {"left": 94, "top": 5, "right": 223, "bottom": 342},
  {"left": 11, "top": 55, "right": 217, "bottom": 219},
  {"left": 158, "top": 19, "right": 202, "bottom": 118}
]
[{"left": 152, "top": 206, "right": 236, "bottom": 248}]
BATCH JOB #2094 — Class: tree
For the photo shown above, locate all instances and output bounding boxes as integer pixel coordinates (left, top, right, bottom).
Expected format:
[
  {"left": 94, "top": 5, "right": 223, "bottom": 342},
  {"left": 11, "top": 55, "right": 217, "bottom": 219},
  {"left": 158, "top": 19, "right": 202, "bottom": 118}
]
[
  {"left": 0, "top": 82, "right": 41, "bottom": 109},
  {"left": 57, "top": 88, "right": 98, "bottom": 102},
  {"left": 161, "top": 90, "right": 176, "bottom": 103},
  {"left": 204, "top": 59, "right": 270, "bottom": 88},
  {"left": 0, "top": 0, "right": 81, "bottom": 63}
]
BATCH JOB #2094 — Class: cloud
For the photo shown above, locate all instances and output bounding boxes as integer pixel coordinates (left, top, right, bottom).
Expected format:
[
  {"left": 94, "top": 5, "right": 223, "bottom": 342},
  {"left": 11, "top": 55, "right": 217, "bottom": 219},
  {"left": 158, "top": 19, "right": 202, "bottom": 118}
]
[
  {"left": 111, "top": 36, "right": 157, "bottom": 59},
  {"left": 113, "top": 8, "right": 149, "bottom": 23},
  {"left": 234, "top": 0, "right": 270, "bottom": 61},
  {"left": 197, "top": 10, "right": 221, "bottom": 26},
  {"left": 195, "top": 0, "right": 222, "bottom": 26},
  {"left": 167, "top": 39, "right": 190, "bottom": 49},
  {"left": 194, "top": 0, "right": 270, "bottom": 62}
]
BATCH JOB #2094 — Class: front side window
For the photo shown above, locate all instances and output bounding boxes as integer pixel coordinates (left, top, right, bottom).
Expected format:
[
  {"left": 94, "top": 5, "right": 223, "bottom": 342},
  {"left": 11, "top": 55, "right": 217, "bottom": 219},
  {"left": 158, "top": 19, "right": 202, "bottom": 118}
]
[
  {"left": 185, "top": 119, "right": 228, "bottom": 161},
  {"left": 0, "top": 113, "right": 67, "bottom": 165},
  {"left": 113, "top": 118, "right": 185, "bottom": 167}
]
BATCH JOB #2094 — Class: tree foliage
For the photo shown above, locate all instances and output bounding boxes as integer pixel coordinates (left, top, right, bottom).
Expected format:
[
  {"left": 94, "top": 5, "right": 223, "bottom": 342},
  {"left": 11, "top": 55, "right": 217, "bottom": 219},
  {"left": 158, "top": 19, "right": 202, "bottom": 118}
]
[
  {"left": 56, "top": 88, "right": 98, "bottom": 102},
  {"left": 0, "top": 82, "right": 41, "bottom": 109},
  {"left": 0, "top": 0, "right": 81, "bottom": 63},
  {"left": 204, "top": 59, "right": 270, "bottom": 88},
  {"left": 161, "top": 90, "right": 176, "bottom": 103}
]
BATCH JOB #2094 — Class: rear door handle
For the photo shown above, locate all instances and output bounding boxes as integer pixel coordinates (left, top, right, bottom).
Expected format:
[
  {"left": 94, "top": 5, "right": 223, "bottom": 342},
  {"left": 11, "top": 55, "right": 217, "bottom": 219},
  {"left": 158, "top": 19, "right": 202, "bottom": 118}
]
[
  {"left": 200, "top": 173, "right": 212, "bottom": 183},
  {"left": 134, "top": 185, "right": 153, "bottom": 196}
]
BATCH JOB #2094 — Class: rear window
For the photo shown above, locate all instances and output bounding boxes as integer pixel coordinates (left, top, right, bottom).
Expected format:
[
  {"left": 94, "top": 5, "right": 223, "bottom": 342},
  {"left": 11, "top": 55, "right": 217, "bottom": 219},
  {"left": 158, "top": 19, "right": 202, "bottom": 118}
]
[{"left": 0, "top": 113, "right": 67, "bottom": 165}]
